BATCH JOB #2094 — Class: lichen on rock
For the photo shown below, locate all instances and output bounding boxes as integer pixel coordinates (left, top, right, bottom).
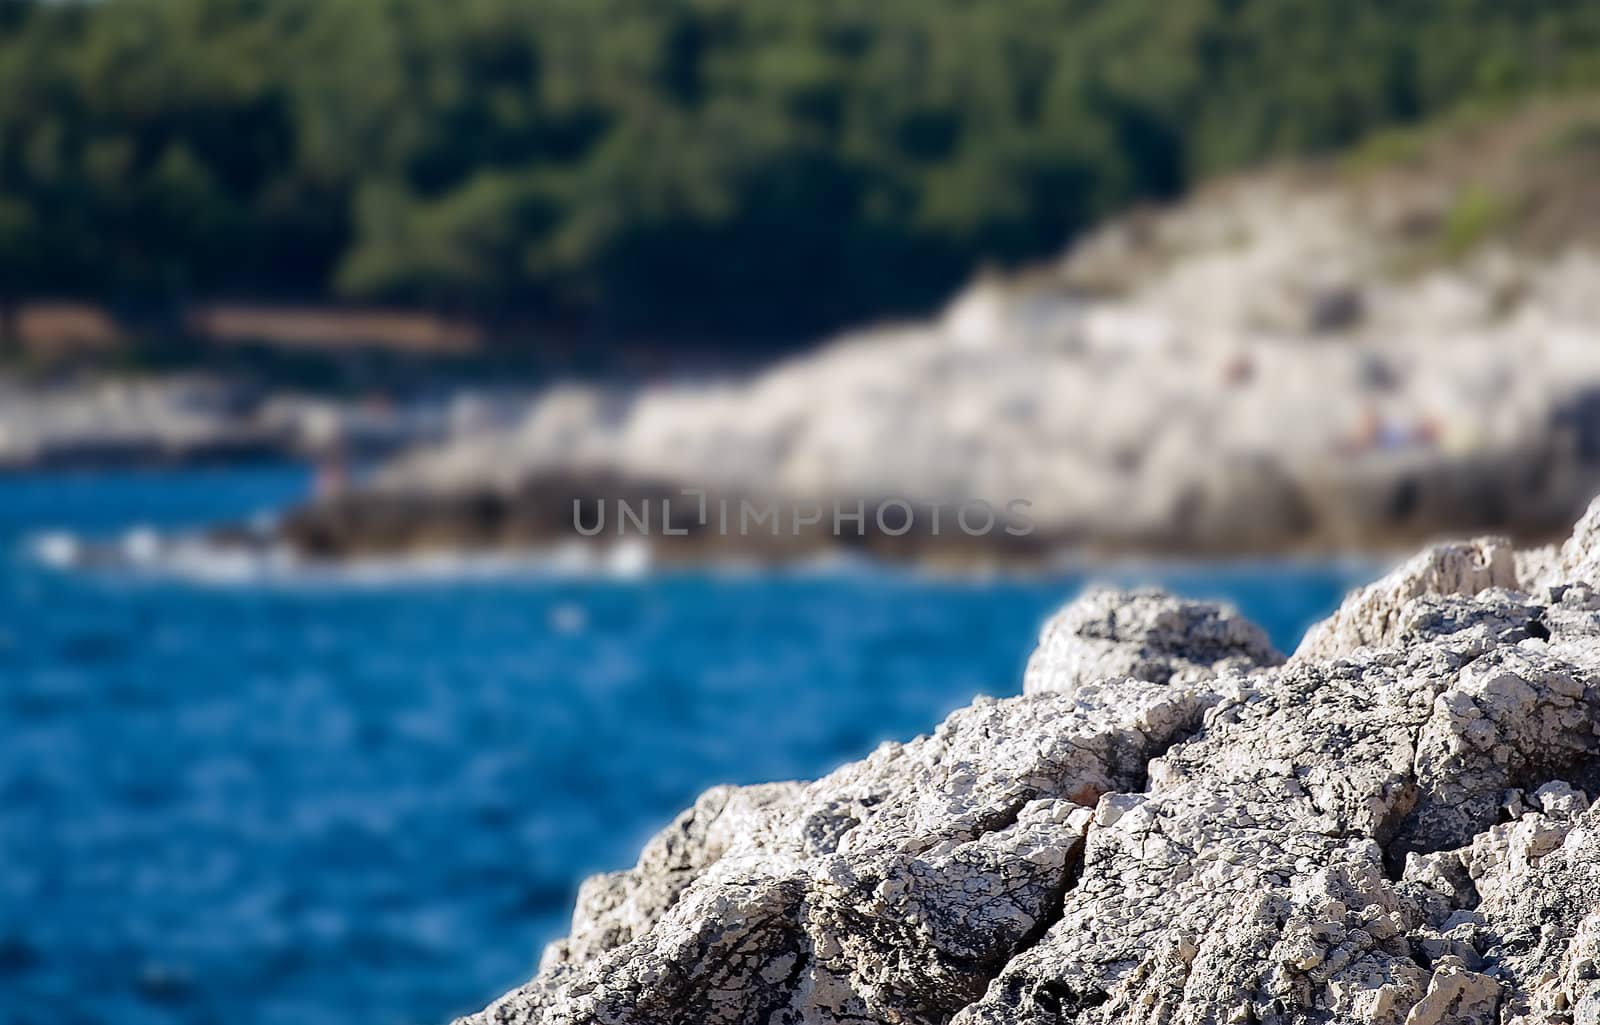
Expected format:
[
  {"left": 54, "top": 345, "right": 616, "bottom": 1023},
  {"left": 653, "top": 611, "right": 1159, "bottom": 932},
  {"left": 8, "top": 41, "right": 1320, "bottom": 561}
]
[{"left": 455, "top": 495, "right": 1600, "bottom": 1025}]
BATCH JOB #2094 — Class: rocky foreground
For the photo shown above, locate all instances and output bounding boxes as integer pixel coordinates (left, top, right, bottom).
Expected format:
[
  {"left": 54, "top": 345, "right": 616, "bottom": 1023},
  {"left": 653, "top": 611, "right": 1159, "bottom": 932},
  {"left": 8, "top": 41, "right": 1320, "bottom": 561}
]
[{"left": 459, "top": 496, "right": 1600, "bottom": 1025}]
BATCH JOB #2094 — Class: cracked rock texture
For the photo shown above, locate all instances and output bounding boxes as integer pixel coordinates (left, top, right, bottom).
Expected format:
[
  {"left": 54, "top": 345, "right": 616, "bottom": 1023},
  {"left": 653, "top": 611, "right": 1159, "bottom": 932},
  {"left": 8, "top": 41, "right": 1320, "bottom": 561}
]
[
  {"left": 1023, "top": 586, "right": 1282, "bottom": 697},
  {"left": 457, "top": 496, "right": 1600, "bottom": 1025}
]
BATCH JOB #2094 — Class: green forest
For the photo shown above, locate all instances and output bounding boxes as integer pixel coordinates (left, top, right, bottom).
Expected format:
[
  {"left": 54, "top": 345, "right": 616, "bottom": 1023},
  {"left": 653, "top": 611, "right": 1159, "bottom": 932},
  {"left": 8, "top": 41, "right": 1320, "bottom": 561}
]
[{"left": 2, "top": 0, "right": 1599, "bottom": 343}]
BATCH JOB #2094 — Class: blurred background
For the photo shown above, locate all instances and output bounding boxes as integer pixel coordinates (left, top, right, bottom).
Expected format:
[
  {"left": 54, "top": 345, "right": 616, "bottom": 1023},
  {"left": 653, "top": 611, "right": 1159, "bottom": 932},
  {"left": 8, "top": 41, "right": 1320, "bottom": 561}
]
[{"left": 3, "top": 2, "right": 1600, "bottom": 1023}]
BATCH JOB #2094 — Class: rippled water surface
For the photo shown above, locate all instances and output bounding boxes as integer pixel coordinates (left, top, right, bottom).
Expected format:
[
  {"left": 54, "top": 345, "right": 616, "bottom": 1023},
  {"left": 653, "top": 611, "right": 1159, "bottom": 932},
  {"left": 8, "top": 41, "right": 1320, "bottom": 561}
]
[{"left": 0, "top": 467, "right": 1378, "bottom": 1025}]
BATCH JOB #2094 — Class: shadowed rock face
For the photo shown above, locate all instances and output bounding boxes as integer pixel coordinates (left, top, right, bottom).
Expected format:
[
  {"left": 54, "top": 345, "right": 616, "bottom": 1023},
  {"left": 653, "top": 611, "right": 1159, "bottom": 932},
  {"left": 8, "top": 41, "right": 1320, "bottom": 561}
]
[
  {"left": 1023, "top": 587, "right": 1283, "bottom": 698},
  {"left": 456, "top": 497, "right": 1600, "bottom": 1025}
]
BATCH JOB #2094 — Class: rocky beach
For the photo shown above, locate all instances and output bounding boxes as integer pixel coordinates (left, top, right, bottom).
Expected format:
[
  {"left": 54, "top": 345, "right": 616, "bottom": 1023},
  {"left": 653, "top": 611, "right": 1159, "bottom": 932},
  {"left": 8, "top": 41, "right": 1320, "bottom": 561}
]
[
  {"left": 457, "top": 494, "right": 1600, "bottom": 1025},
  {"left": 277, "top": 104, "right": 1600, "bottom": 564}
]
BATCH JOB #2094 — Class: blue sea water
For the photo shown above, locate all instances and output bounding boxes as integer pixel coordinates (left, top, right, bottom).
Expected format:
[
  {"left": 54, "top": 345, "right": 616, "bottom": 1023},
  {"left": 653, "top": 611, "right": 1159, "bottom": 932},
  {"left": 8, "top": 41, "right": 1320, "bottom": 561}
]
[{"left": 0, "top": 466, "right": 1379, "bottom": 1025}]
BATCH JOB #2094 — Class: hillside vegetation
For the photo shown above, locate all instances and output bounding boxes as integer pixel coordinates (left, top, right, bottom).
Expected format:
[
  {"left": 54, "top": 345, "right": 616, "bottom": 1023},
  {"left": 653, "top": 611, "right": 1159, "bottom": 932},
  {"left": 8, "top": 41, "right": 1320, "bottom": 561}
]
[{"left": 2, "top": 0, "right": 1599, "bottom": 342}]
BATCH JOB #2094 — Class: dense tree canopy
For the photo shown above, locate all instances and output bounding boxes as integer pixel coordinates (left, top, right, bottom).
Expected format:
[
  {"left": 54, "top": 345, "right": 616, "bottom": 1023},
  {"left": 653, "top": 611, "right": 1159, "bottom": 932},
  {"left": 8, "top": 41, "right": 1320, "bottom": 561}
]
[{"left": 1, "top": 0, "right": 1598, "bottom": 342}]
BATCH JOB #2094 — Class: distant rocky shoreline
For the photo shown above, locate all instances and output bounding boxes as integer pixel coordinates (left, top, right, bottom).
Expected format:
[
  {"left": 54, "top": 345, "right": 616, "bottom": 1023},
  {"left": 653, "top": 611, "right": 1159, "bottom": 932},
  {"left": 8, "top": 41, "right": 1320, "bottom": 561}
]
[
  {"left": 271, "top": 109, "right": 1600, "bottom": 564},
  {"left": 455, "top": 496, "right": 1600, "bottom": 1025},
  {"left": 278, "top": 474, "right": 1055, "bottom": 567},
  {"left": 274, "top": 462, "right": 1591, "bottom": 568},
  {"left": 0, "top": 375, "right": 528, "bottom": 472}
]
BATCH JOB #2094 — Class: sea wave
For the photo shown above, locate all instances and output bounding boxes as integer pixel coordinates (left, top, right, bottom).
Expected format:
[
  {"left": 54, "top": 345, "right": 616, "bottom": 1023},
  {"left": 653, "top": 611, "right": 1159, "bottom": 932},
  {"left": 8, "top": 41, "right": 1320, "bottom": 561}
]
[
  {"left": 22, "top": 521, "right": 1391, "bottom": 592},
  {"left": 22, "top": 528, "right": 665, "bottom": 587}
]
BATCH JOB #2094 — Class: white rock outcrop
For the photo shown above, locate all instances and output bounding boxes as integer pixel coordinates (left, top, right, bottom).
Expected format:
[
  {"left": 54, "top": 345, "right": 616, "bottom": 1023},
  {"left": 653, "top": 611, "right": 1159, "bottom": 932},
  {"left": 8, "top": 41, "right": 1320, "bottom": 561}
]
[
  {"left": 1024, "top": 587, "right": 1282, "bottom": 697},
  {"left": 1294, "top": 538, "right": 1520, "bottom": 661},
  {"left": 320, "top": 161, "right": 1600, "bottom": 560},
  {"left": 456, "top": 495, "right": 1600, "bottom": 1025}
]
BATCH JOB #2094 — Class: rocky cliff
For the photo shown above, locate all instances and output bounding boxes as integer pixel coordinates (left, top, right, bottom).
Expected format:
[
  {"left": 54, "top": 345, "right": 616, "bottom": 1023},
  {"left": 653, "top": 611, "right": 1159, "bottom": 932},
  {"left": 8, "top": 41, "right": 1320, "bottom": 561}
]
[{"left": 456, "top": 495, "right": 1600, "bottom": 1024}]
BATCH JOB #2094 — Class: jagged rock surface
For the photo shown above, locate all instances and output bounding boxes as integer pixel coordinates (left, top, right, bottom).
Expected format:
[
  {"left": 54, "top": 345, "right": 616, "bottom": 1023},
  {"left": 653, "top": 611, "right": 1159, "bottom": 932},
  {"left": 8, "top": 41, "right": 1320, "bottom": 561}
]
[
  {"left": 1294, "top": 538, "right": 1520, "bottom": 661},
  {"left": 458, "top": 497, "right": 1600, "bottom": 1025},
  {"left": 1023, "top": 587, "right": 1282, "bottom": 697},
  {"left": 465, "top": 681, "right": 1212, "bottom": 1025}
]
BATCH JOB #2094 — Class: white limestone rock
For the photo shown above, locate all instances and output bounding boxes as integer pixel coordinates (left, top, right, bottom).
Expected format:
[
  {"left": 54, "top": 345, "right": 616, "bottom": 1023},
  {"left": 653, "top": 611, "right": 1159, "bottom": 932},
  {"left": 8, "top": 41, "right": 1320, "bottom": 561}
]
[
  {"left": 315, "top": 157, "right": 1600, "bottom": 563},
  {"left": 1526, "top": 497, "right": 1600, "bottom": 592},
  {"left": 1294, "top": 537, "right": 1520, "bottom": 661},
  {"left": 462, "top": 680, "right": 1217, "bottom": 1025},
  {"left": 457, "top": 495, "right": 1600, "bottom": 1025},
  {"left": 1023, "top": 586, "right": 1282, "bottom": 697}
]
